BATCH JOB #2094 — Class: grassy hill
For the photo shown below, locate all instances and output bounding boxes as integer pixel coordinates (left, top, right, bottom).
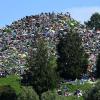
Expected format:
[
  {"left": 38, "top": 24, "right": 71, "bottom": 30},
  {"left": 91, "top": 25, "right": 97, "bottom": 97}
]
[{"left": 0, "top": 75, "right": 21, "bottom": 94}]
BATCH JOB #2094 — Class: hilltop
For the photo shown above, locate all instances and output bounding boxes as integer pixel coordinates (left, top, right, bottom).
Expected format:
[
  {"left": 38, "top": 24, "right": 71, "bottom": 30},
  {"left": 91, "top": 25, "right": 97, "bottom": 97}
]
[{"left": 0, "top": 12, "right": 99, "bottom": 73}]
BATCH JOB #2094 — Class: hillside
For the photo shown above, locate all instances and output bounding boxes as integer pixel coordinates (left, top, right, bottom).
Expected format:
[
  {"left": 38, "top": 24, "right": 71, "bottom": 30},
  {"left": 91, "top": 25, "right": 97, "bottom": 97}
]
[{"left": 0, "top": 12, "right": 99, "bottom": 73}]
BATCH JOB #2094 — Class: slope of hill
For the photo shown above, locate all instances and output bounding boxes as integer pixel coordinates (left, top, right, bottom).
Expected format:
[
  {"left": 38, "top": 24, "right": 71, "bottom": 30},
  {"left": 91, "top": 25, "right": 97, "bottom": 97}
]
[{"left": 0, "top": 12, "right": 99, "bottom": 73}]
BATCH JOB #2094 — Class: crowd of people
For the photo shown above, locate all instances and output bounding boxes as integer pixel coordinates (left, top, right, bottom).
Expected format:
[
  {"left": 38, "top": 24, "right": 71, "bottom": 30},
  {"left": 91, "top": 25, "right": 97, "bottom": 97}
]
[{"left": 0, "top": 12, "right": 99, "bottom": 75}]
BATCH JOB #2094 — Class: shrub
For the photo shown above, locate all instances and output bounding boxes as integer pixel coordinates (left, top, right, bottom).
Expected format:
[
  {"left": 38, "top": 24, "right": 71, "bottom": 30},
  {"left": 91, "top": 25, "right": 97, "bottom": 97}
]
[
  {"left": 18, "top": 86, "right": 39, "bottom": 100},
  {"left": 41, "top": 91, "right": 79, "bottom": 100},
  {"left": 0, "top": 85, "right": 17, "bottom": 100},
  {"left": 41, "top": 91, "right": 57, "bottom": 100},
  {"left": 84, "top": 81, "right": 100, "bottom": 100}
]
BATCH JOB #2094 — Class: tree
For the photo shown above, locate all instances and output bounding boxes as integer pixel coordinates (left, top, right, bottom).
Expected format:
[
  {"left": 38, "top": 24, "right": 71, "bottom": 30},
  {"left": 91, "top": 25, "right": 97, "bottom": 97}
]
[
  {"left": 96, "top": 53, "right": 100, "bottom": 78},
  {"left": 85, "top": 12, "right": 100, "bottom": 30},
  {"left": 18, "top": 86, "right": 39, "bottom": 100},
  {"left": 24, "top": 36, "right": 58, "bottom": 98},
  {"left": 57, "top": 30, "right": 88, "bottom": 80},
  {"left": 0, "top": 85, "right": 17, "bottom": 100},
  {"left": 84, "top": 81, "right": 100, "bottom": 100}
]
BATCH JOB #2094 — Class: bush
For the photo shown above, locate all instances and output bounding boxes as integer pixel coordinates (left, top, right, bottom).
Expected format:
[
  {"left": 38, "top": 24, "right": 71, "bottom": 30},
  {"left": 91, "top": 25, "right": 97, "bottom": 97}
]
[
  {"left": 41, "top": 91, "right": 57, "bottom": 100},
  {"left": 41, "top": 91, "right": 80, "bottom": 100},
  {"left": 18, "top": 86, "right": 39, "bottom": 100},
  {"left": 0, "top": 85, "right": 17, "bottom": 100},
  {"left": 84, "top": 81, "right": 100, "bottom": 100}
]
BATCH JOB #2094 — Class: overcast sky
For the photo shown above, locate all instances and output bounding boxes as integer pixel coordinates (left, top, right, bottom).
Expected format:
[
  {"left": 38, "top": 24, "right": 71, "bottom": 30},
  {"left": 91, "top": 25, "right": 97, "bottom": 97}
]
[{"left": 0, "top": 0, "right": 100, "bottom": 27}]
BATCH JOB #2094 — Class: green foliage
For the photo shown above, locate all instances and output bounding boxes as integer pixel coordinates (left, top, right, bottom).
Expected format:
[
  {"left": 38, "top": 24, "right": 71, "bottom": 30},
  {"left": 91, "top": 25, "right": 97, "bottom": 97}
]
[
  {"left": 41, "top": 90, "right": 84, "bottom": 100},
  {"left": 25, "top": 37, "right": 58, "bottom": 96},
  {"left": 57, "top": 30, "right": 88, "bottom": 80},
  {"left": 96, "top": 53, "right": 100, "bottom": 78},
  {"left": 41, "top": 82, "right": 92, "bottom": 100},
  {"left": 61, "top": 81, "right": 92, "bottom": 93},
  {"left": 3, "top": 28, "right": 12, "bottom": 33},
  {"left": 18, "top": 86, "right": 39, "bottom": 100},
  {"left": 41, "top": 91, "right": 57, "bottom": 100},
  {"left": 0, "top": 75, "right": 21, "bottom": 94},
  {"left": 85, "top": 12, "right": 100, "bottom": 30},
  {"left": 0, "top": 85, "right": 17, "bottom": 100},
  {"left": 84, "top": 81, "right": 100, "bottom": 100}
]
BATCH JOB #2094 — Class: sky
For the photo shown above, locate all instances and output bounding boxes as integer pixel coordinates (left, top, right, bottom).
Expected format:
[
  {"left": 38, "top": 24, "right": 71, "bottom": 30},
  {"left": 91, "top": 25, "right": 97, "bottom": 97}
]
[{"left": 0, "top": 0, "right": 100, "bottom": 28}]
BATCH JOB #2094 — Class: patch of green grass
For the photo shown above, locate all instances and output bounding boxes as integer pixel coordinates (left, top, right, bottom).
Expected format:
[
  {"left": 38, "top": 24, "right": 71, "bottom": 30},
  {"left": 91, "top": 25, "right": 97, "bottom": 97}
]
[
  {"left": 61, "top": 82, "right": 93, "bottom": 92},
  {"left": 42, "top": 90, "right": 84, "bottom": 100},
  {"left": 0, "top": 75, "right": 21, "bottom": 94},
  {"left": 52, "top": 82, "right": 93, "bottom": 100},
  {"left": 56, "top": 95, "right": 84, "bottom": 100},
  {"left": 0, "top": 75, "right": 94, "bottom": 100}
]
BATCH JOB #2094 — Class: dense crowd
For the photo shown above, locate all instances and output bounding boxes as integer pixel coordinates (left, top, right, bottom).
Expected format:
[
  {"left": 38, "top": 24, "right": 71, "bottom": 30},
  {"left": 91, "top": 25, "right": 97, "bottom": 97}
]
[{"left": 0, "top": 12, "right": 99, "bottom": 75}]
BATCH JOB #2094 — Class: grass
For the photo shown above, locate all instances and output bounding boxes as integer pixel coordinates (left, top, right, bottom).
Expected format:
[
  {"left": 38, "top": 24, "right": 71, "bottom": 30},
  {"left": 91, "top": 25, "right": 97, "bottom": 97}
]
[
  {"left": 52, "top": 81, "right": 93, "bottom": 100},
  {"left": 61, "top": 82, "right": 93, "bottom": 92},
  {"left": 56, "top": 95, "right": 84, "bottom": 100},
  {"left": 0, "top": 75, "right": 21, "bottom": 94},
  {"left": 0, "top": 75, "right": 94, "bottom": 100}
]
